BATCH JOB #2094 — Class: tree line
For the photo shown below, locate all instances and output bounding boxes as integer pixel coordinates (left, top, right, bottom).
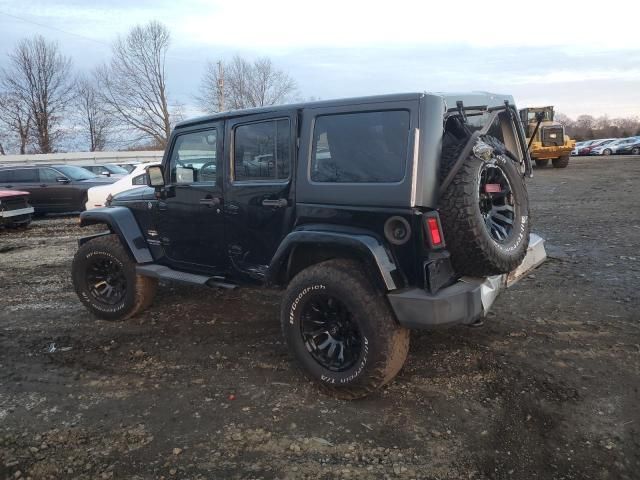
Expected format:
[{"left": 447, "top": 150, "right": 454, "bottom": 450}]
[
  {"left": 555, "top": 112, "right": 640, "bottom": 142},
  {"left": 0, "top": 21, "right": 298, "bottom": 155}
]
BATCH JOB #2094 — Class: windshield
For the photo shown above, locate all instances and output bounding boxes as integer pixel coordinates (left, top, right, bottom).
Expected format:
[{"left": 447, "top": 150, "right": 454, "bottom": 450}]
[
  {"left": 56, "top": 165, "right": 99, "bottom": 181},
  {"left": 104, "top": 164, "right": 129, "bottom": 174},
  {"left": 527, "top": 110, "right": 553, "bottom": 122}
]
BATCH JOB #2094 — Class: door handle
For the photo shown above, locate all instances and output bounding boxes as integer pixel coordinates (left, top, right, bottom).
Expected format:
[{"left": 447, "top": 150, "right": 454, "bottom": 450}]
[
  {"left": 199, "top": 196, "right": 221, "bottom": 207},
  {"left": 261, "top": 198, "right": 288, "bottom": 208},
  {"left": 40, "top": 184, "right": 47, "bottom": 187}
]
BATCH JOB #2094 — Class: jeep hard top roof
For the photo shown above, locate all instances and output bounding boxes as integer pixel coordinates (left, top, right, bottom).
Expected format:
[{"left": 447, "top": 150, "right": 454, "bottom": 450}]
[{"left": 176, "top": 91, "right": 516, "bottom": 129}]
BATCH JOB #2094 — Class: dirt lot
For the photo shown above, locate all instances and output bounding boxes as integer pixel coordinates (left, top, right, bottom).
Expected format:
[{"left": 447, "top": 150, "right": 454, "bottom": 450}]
[{"left": 1, "top": 156, "right": 639, "bottom": 480}]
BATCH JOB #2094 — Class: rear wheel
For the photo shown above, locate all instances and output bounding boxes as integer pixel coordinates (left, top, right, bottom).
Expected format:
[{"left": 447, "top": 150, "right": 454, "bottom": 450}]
[
  {"left": 281, "top": 259, "right": 409, "bottom": 399},
  {"left": 72, "top": 234, "right": 157, "bottom": 320},
  {"left": 631, "top": 147, "right": 640, "bottom": 155},
  {"left": 535, "top": 159, "right": 549, "bottom": 168},
  {"left": 552, "top": 156, "right": 570, "bottom": 168}
]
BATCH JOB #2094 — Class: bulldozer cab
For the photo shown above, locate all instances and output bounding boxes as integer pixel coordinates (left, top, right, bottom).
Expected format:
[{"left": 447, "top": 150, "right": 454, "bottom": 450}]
[{"left": 519, "top": 106, "right": 555, "bottom": 137}]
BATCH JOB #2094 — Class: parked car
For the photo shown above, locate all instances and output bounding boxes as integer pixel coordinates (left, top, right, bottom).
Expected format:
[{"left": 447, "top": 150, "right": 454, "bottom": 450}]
[
  {"left": 0, "top": 164, "right": 115, "bottom": 214},
  {"left": 85, "top": 163, "right": 160, "bottom": 210},
  {"left": 615, "top": 139, "right": 640, "bottom": 155},
  {"left": 581, "top": 138, "right": 615, "bottom": 155},
  {"left": 0, "top": 189, "right": 34, "bottom": 228},
  {"left": 571, "top": 140, "right": 596, "bottom": 156},
  {"left": 78, "top": 164, "right": 129, "bottom": 178},
  {"left": 592, "top": 137, "right": 640, "bottom": 155},
  {"left": 71, "top": 92, "right": 545, "bottom": 399}
]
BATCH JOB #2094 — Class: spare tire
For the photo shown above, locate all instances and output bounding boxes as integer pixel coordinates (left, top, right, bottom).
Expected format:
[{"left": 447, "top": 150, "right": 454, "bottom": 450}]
[{"left": 439, "top": 136, "right": 530, "bottom": 277}]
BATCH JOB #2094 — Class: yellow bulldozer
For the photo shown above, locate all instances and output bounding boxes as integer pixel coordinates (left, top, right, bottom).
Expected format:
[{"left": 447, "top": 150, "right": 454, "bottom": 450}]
[{"left": 519, "top": 106, "right": 575, "bottom": 168}]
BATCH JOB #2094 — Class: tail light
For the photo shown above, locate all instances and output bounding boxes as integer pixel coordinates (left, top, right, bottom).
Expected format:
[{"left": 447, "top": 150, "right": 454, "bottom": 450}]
[{"left": 424, "top": 214, "right": 444, "bottom": 248}]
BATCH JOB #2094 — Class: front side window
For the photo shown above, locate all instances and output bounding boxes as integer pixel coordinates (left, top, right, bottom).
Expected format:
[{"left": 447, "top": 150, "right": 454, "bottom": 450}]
[
  {"left": 132, "top": 173, "right": 148, "bottom": 185},
  {"left": 170, "top": 129, "right": 217, "bottom": 184},
  {"left": 233, "top": 119, "right": 290, "bottom": 182},
  {"left": 56, "top": 165, "right": 98, "bottom": 181},
  {"left": 311, "top": 110, "right": 410, "bottom": 183},
  {"left": 39, "top": 168, "right": 61, "bottom": 183}
]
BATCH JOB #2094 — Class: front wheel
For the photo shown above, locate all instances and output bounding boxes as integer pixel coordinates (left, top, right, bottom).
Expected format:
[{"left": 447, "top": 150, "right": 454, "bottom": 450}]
[
  {"left": 631, "top": 147, "right": 640, "bottom": 155},
  {"left": 552, "top": 156, "right": 570, "bottom": 168},
  {"left": 603, "top": 148, "right": 612, "bottom": 156},
  {"left": 281, "top": 259, "right": 409, "bottom": 399},
  {"left": 72, "top": 234, "right": 157, "bottom": 320}
]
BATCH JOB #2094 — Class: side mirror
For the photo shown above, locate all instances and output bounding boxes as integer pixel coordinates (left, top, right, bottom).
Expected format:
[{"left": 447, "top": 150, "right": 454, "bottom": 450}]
[
  {"left": 147, "top": 165, "right": 165, "bottom": 188},
  {"left": 101, "top": 171, "right": 111, "bottom": 177},
  {"left": 56, "top": 176, "right": 70, "bottom": 184}
]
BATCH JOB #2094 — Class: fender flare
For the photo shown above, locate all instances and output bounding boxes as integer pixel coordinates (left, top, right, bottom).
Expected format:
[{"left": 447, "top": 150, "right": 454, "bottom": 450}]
[
  {"left": 267, "top": 226, "right": 399, "bottom": 290},
  {"left": 79, "top": 207, "right": 153, "bottom": 264}
]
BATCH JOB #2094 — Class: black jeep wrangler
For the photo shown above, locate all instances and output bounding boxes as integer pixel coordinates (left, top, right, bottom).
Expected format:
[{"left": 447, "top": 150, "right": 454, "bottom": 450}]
[{"left": 72, "top": 92, "right": 533, "bottom": 399}]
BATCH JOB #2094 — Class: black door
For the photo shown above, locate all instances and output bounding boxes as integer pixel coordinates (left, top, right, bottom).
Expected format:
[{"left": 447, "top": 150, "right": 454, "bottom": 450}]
[
  {"left": 224, "top": 112, "right": 296, "bottom": 280},
  {"left": 154, "top": 123, "right": 226, "bottom": 272},
  {"left": 37, "top": 167, "right": 76, "bottom": 211}
]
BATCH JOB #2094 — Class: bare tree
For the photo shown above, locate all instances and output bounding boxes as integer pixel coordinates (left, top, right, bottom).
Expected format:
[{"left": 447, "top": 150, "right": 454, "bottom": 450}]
[
  {"left": 74, "top": 75, "right": 112, "bottom": 151},
  {"left": 96, "top": 21, "right": 174, "bottom": 148},
  {"left": 0, "top": 35, "right": 74, "bottom": 153},
  {"left": 0, "top": 92, "right": 32, "bottom": 154},
  {"left": 198, "top": 55, "right": 297, "bottom": 113}
]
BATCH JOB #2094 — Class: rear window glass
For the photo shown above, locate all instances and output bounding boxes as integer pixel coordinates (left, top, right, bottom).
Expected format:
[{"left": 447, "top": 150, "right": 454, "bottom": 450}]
[{"left": 311, "top": 110, "right": 410, "bottom": 183}]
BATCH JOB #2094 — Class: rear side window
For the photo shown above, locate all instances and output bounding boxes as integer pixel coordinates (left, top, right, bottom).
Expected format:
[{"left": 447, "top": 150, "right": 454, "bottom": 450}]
[
  {"left": 233, "top": 119, "right": 290, "bottom": 182},
  {"left": 311, "top": 110, "right": 410, "bottom": 183},
  {"left": 7, "top": 168, "right": 38, "bottom": 182}
]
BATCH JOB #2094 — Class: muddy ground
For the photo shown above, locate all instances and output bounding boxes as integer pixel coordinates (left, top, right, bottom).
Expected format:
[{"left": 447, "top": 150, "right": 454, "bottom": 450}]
[{"left": 1, "top": 156, "right": 639, "bottom": 480}]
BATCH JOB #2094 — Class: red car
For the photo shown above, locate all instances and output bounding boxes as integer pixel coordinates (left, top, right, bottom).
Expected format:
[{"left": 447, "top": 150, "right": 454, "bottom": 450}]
[
  {"left": 579, "top": 139, "right": 615, "bottom": 155},
  {"left": 0, "top": 189, "right": 34, "bottom": 228}
]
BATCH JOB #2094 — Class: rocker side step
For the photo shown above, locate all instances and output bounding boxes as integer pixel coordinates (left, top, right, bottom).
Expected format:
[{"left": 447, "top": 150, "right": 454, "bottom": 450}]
[{"left": 136, "top": 264, "right": 237, "bottom": 289}]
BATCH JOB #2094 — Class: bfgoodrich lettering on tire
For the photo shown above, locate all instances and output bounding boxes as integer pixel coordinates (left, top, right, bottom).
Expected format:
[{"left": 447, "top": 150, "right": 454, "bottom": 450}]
[
  {"left": 72, "top": 234, "right": 157, "bottom": 321},
  {"left": 281, "top": 259, "right": 409, "bottom": 399}
]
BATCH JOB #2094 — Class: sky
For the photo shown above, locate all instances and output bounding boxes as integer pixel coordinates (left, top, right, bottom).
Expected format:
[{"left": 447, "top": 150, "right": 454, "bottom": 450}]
[{"left": 1, "top": 0, "right": 640, "bottom": 119}]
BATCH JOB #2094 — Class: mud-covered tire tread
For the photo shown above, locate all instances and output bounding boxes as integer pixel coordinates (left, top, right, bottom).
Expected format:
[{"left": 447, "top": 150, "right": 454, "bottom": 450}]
[
  {"left": 72, "top": 234, "right": 157, "bottom": 321},
  {"left": 281, "top": 259, "right": 409, "bottom": 400},
  {"left": 439, "top": 136, "right": 530, "bottom": 276},
  {"left": 552, "top": 156, "right": 570, "bottom": 168}
]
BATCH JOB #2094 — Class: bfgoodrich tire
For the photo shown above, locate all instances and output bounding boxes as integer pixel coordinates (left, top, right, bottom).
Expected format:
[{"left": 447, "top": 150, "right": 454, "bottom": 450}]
[
  {"left": 281, "top": 259, "right": 409, "bottom": 399},
  {"left": 552, "top": 156, "right": 570, "bottom": 168},
  {"left": 439, "top": 136, "right": 530, "bottom": 277},
  {"left": 72, "top": 234, "right": 157, "bottom": 321}
]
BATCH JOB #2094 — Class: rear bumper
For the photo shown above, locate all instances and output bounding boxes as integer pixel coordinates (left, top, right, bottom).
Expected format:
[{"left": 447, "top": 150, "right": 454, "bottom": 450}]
[
  {"left": 388, "top": 234, "right": 546, "bottom": 329},
  {"left": 0, "top": 206, "right": 34, "bottom": 218}
]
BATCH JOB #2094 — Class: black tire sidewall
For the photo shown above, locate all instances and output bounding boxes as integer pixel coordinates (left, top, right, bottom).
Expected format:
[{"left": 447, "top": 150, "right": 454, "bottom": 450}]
[
  {"left": 72, "top": 237, "right": 137, "bottom": 320},
  {"left": 282, "top": 268, "right": 385, "bottom": 389}
]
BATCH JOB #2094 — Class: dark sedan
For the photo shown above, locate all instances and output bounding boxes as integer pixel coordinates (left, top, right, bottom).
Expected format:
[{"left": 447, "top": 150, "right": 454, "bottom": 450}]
[
  {"left": 0, "top": 164, "right": 116, "bottom": 214},
  {"left": 616, "top": 140, "right": 640, "bottom": 156}
]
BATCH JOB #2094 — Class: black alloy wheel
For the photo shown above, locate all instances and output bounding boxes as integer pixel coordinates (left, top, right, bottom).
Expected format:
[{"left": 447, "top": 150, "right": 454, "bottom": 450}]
[
  {"left": 86, "top": 256, "right": 127, "bottom": 306},
  {"left": 300, "top": 294, "right": 362, "bottom": 372},
  {"left": 478, "top": 164, "right": 515, "bottom": 243}
]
